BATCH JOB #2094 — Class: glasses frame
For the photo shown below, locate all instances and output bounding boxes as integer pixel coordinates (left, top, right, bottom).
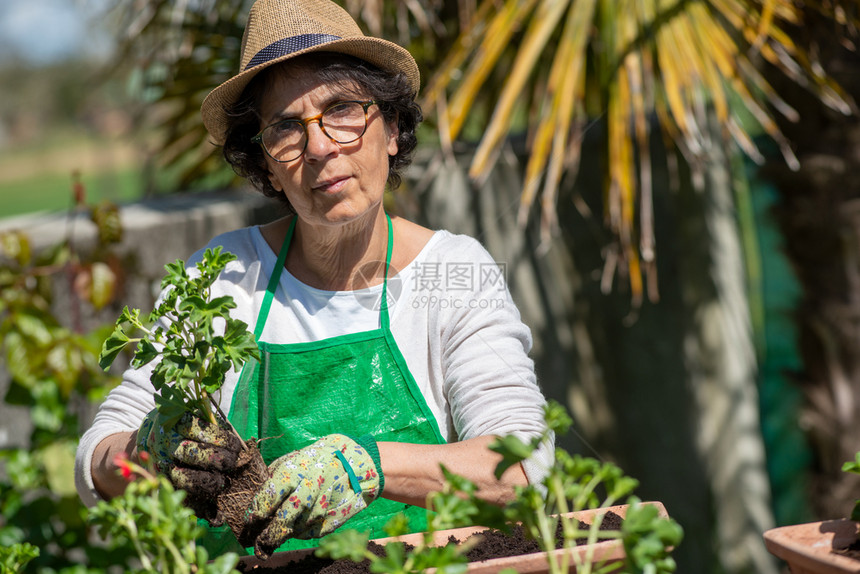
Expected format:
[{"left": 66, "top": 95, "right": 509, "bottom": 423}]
[{"left": 251, "top": 100, "right": 379, "bottom": 163}]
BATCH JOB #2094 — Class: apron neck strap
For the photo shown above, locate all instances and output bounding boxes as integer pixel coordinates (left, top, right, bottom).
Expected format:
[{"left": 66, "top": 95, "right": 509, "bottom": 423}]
[
  {"left": 254, "top": 216, "right": 297, "bottom": 339},
  {"left": 253, "top": 213, "right": 393, "bottom": 339},
  {"left": 380, "top": 213, "right": 393, "bottom": 330}
]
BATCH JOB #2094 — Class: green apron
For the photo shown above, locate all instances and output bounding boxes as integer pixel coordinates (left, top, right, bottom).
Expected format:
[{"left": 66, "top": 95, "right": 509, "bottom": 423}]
[{"left": 201, "top": 214, "right": 445, "bottom": 556}]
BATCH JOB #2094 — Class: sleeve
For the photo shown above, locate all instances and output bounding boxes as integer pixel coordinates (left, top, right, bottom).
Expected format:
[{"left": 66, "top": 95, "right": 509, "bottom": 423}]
[
  {"left": 74, "top": 363, "right": 157, "bottom": 507},
  {"left": 436, "top": 236, "right": 554, "bottom": 487}
]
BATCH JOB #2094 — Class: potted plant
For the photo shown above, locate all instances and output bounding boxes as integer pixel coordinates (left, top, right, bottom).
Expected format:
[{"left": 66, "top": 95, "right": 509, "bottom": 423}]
[
  {"left": 99, "top": 247, "right": 266, "bottom": 548},
  {"left": 234, "top": 401, "right": 684, "bottom": 574},
  {"left": 763, "top": 455, "right": 860, "bottom": 573}
]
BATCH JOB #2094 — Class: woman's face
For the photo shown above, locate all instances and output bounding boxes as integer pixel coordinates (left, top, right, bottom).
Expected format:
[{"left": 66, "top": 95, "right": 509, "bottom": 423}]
[{"left": 259, "top": 64, "right": 398, "bottom": 229}]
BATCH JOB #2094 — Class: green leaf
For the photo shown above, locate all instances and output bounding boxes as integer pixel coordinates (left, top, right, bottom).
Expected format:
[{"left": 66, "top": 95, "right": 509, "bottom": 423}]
[
  {"left": 45, "top": 340, "right": 85, "bottom": 398},
  {"left": 842, "top": 452, "right": 860, "bottom": 474},
  {"left": 544, "top": 400, "right": 572, "bottom": 435},
  {"left": 3, "top": 331, "right": 39, "bottom": 388},
  {"left": 371, "top": 541, "right": 406, "bottom": 574},
  {"left": 161, "top": 259, "right": 189, "bottom": 290},
  {"left": 154, "top": 392, "right": 189, "bottom": 428},
  {"left": 3, "top": 379, "right": 35, "bottom": 406},
  {"left": 621, "top": 499, "right": 684, "bottom": 573},
  {"left": 0, "top": 231, "right": 32, "bottom": 267},
  {"left": 317, "top": 529, "right": 372, "bottom": 562},
  {"left": 99, "top": 325, "right": 130, "bottom": 370},
  {"left": 89, "top": 261, "right": 118, "bottom": 310},
  {"left": 102, "top": 248, "right": 254, "bottom": 425},
  {"left": 0, "top": 542, "right": 39, "bottom": 573},
  {"left": 413, "top": 544, "right": 469, "bottom": 573},
  {"left": 133, "top": 339, "right": 160, "bottom": 366},
  {"left": 39, "top": 440, "right": 79, "bottom": 497},
  {"left": 489, "top": 434, "right": 534, "bottom": 479},
  {"left": 12, "top": 308, "right": 54, "bottom": 347},
  {"left": 851, "top": 502, "right": 860, "bottom": 522}
]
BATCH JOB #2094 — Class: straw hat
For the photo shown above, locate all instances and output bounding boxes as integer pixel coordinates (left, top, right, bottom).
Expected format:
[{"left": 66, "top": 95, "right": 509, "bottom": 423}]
[{"left": 201, "top": 0, "right": 420, "bottom": 145}]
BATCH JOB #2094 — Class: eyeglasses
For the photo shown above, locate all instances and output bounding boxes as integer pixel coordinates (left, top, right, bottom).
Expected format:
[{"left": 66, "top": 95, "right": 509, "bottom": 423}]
[{"left": 251, "top": 100, "right": 379, "bottom": 163}]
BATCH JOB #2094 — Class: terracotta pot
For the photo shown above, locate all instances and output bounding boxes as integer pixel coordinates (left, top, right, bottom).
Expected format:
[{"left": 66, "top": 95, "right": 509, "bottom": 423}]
[
  {"left": 763, "top": 519, "right": 860, "bottom": 573},
  {"left": 238, "top": 501, "right": 668, "bottom": 573}
]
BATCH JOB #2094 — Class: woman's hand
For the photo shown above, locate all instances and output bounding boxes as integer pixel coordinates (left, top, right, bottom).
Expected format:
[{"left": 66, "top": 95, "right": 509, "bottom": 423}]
[
  {"left": 137, "top": 410, "right": 243, "bottom": 490},
  {"left": 136, "top": 409, "right": 244, "bottom": 522},
  {"left": 92, "top": 430, "right": 141, "bottom": 499},
  {"left": 246, "top": 434, "right": 382, "bottom": 559}
]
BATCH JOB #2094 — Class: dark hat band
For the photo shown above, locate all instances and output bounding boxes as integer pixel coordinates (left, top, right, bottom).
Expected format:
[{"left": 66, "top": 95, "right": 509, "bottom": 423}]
[{"left": 245, "top": 34, "right": 343, "bottom": 70}]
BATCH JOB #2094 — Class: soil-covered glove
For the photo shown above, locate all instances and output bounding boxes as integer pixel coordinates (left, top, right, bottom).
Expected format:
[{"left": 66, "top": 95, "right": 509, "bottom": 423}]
[
  {"left": 246, "top": 434, "right": 383, "bottom": 557},
  {"left": 136, "top": 409, "right": 244, "bottom": 522}
]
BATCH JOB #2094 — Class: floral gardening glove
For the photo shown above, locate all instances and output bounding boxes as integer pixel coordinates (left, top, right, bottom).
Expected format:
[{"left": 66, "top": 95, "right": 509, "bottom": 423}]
[
  {"left": 246, "top": 434, "right": 383, "bottom": 559},
  {"left": 136, "top": 408, "right": 244, "bottom": 523}
]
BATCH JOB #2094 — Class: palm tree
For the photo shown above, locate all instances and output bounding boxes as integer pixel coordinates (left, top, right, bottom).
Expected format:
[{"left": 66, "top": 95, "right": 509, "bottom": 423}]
[
  {"left": 100, "top": 1, "right": 858, "bottom": 572},
  {"left": 108, "top": 0, "right": 853, "bottom": 301}
]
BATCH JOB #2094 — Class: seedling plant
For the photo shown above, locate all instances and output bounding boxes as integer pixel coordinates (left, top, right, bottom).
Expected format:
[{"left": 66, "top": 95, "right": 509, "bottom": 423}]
[
  {"left": 98, "top": 247, "right": 268, "bottom": 547},
  {"left": 318, "top": 400, "right": 684, "bottom": 574},
  {"left": 99, "top": 246, "right": 259, "bottom": 431},
  {"left": 88, "top": 454, "right": 241, "bottom": 574}
]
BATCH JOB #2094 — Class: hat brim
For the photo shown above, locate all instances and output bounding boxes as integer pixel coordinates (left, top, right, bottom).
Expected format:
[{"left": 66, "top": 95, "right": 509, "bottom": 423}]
[{"left": 201, "top": 36, "right": 419, "bottom": 145}]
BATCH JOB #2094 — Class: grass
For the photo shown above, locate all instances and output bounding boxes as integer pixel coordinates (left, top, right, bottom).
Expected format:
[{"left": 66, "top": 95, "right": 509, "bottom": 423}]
[
  {"left": 0, "top": 129, "right": 231, "bottom": 219},
  {"left": 0, "top": 125, "right": 245, "bottom": 221},
  {"left": 0, "top": 167, "right": 144, "bottom": 218},
  {"left": 0, "top": 130, "right": 147, "bottom": 218}
]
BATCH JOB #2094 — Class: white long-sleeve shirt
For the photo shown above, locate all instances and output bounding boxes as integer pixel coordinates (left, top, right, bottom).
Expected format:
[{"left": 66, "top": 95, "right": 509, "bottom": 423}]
[{"left": 75, "top": 226, "right": 553, "bottom": 507}]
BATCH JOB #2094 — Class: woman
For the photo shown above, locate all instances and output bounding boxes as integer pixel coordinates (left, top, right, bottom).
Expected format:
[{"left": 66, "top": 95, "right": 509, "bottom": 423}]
[{"left": 75, "top": 0, "right": 553, "bottom": 559}]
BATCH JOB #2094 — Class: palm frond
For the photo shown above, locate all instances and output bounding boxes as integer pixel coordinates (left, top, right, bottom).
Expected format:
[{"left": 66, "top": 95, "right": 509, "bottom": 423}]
[
  {"left": 427, "top": 0, "right": 855, "bottom": 303},
  {"left": 111, "top": 0, "right": 857, "bottom": 302}
]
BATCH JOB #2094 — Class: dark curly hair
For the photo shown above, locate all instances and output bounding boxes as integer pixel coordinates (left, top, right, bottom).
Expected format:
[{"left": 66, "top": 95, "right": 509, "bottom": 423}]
[{"left": 222, "top": 52, "right": 423, "bottom": 210}]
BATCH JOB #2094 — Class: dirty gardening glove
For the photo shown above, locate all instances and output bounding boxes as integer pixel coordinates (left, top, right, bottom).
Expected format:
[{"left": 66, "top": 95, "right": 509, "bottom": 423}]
[
  {"left": 247, "top": 434, "right": 383, "bottom": 558},
  {"left": 136, "top": 408, "right": 244, "bottom": 523}
]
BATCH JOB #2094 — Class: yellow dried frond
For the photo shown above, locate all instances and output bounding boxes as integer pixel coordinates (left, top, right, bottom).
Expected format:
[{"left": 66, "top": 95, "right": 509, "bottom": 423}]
[
  {"left": 608, "top": 70, "right": 642, "bottom": 301},
  {"left": 469, "top": 0, "right": 572, "bottom": 182},
  {"left": 445, "top": 0, "right": 538, "bottom": 140},
  {"left": 751, "top": 0, "right": 776, "bottom": 49},
  {"left": 521, "top": 104, "right": 560, "bottom": 226},
  {"left": 421, "top": 0, "right": 497, "bottom": 112},
  {"left": 539, "top": 36, "right": 590, "bottom": 240},
  {"left": 707, "top": 0, "right": 746, "bottom": 31},
  {"left": 685, "top": 5, "right": 732, "bottom": 122},
  {"left": 724, "top": 68, "right": 800, "bottom": 169},
  {"left": 418, "top": 0, "right": 853, "bottom": 304},
  {"left": 736, "top": 57, "right": 800, "bottom": 122},
  {"left": 519, "top": 0, "right": 596, "bottom": 227},
  {"left": 656, "top": 15, "right": 701, "bottom": 145}
]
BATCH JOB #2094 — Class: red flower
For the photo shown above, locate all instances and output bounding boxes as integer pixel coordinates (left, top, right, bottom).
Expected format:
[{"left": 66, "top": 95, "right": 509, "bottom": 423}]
[{"left": 113, "top": 453, "right": 135, "bottom": 481}]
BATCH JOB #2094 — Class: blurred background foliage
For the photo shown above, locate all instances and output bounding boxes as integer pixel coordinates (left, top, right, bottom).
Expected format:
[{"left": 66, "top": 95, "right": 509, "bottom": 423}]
[{"left": 3, "top": 1, "right": 860, "bottom": 573}]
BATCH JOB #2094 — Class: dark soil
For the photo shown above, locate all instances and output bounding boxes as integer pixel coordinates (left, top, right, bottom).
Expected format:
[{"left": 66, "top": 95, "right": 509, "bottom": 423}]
[
  {"left": 834, "top": 538, "right": 860, "bottom": 561},
  {"left": 237, "top": 511, "right": 623, "bottom": 574},
  {"left": 185, "top": 438, "right": 269, "bottom": 551},
  {"left": 226, "top": 439, "right": 270, "bottom": 549}
]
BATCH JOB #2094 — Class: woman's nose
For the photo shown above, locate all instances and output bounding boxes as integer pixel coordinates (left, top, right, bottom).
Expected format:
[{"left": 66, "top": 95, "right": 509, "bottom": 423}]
[{"left": 303, "top": 120, "right": 338, "bottom": 160}]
